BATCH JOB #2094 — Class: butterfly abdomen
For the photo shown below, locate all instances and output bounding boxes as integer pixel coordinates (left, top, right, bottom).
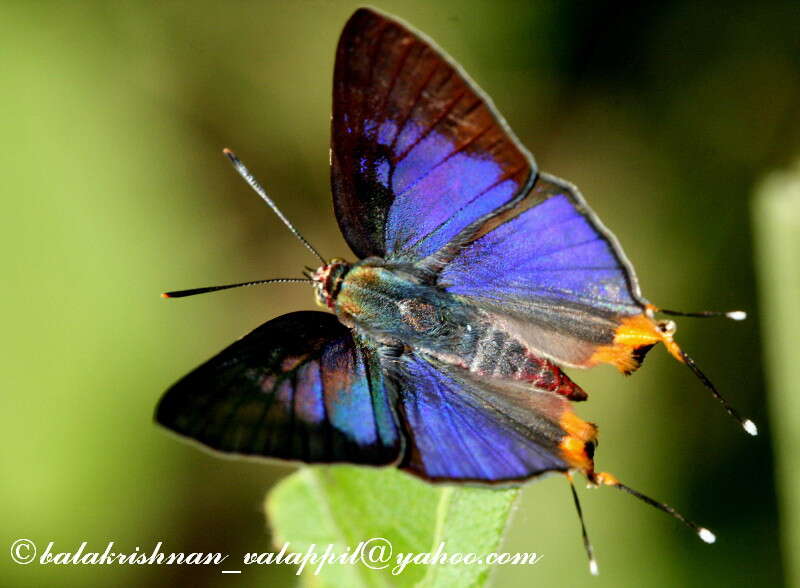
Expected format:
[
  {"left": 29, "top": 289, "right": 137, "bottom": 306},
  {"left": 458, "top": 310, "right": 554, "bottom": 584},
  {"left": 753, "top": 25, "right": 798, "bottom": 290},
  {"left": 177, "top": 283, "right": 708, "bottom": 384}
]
[{"left": 455, "top": 322, "right": 588, "bottom": 401}]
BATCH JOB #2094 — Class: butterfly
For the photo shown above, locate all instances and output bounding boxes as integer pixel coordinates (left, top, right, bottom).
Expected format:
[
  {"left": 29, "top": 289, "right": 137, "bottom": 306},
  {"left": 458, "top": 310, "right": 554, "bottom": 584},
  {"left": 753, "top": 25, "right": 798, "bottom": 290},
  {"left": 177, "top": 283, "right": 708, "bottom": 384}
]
[{"left": 156, "top": 8, "right": 754, "bottom": 573}]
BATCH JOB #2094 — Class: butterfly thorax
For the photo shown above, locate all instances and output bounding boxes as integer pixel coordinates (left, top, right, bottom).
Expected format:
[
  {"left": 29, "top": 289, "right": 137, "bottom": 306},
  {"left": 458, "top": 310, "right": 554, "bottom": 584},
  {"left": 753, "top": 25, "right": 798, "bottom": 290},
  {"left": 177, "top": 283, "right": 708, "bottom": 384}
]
[{"left": 328, "top": 258, "right": 586, "bottom": 401}]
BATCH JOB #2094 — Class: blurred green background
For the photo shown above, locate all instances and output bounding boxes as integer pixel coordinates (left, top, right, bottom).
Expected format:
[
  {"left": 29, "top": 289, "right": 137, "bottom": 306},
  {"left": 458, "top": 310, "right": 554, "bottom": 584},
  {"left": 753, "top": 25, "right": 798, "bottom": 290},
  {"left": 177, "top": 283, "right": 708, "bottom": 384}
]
[{"left": 2, "top": 1, "right": 798, "bottom": 586}]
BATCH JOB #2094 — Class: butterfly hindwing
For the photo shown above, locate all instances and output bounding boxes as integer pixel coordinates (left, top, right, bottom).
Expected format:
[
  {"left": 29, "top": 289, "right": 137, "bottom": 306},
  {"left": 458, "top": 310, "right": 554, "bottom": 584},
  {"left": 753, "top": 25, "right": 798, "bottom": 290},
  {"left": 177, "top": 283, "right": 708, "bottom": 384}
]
[
  {"left": 437, "top": 172, "right": 656, "bottom": 371},
  {"left": 331, "top": 8, "right": 535, "bottom": 262},
  {"left": 392, "top": 353, "right": 597, "bottom": 482},
  {"left": 156, "top": 311, "right": 402, "bottom": 464}
]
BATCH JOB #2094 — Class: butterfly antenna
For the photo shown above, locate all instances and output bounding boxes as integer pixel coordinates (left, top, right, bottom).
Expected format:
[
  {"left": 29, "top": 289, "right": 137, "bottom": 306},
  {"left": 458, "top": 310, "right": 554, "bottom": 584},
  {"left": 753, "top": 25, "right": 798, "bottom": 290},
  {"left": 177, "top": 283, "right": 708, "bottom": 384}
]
[
  {"left": 567, "top": 474, "right": 598, "bottom": 576},
  {"left": 162, "top": 278, "right": 312, "bottom": 299},
  {"left": 659, "top": 308, "right": 747, "bottom": 321},
  {"left": 591, "top": 472, "right": 716, "bottom": 544},
  {"left": 223, "top": 148, "right": 326, "bottom": 265}
]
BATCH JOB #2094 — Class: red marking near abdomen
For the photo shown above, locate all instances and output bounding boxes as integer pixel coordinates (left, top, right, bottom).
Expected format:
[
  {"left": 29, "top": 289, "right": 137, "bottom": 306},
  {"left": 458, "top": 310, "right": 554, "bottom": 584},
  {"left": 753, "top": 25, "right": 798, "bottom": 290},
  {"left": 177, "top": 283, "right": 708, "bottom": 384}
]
[
  {"left": 517, "top": 353, "right": 588, "bottom": 401},
  {"left": 468, "top": 326, "right": 589, "bottom": 401}
]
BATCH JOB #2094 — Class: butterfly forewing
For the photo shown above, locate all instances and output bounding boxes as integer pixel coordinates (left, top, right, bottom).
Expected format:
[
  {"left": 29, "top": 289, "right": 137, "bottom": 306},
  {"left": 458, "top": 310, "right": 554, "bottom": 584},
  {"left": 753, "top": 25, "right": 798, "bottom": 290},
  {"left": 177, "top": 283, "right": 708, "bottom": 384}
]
[
  {"left": 156, "top": 311, "right": 402, "bottom": 464},
  {"left": 332, "top": 8, "right": 535, "bottom": 262}
]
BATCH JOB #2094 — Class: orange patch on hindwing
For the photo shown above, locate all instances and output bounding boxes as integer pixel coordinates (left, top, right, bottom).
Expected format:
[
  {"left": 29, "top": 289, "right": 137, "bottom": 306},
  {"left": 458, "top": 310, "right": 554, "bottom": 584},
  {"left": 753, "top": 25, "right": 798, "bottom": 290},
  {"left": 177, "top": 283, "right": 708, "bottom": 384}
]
[
  {"left": 558, "top": 411, "right": 598, "bottom": 472},
  {"left": 589, "top": 312, "right": 665, "bottom": 373}
]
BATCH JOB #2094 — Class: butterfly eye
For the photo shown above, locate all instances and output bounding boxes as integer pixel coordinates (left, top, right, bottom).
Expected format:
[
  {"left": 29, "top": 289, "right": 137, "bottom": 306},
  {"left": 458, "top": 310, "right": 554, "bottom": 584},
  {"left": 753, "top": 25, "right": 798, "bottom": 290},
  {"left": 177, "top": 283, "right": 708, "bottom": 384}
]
[{"left": 313, "top": 284, "right": 328, "bottom": 308}]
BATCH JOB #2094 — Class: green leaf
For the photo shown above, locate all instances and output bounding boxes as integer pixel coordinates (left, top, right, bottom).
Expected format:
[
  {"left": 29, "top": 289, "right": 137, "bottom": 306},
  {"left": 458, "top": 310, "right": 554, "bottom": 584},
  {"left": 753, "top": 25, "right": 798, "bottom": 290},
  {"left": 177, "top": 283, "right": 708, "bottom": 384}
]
[{"left": 265, "top": 466, "right": 518, "bottom": 587}]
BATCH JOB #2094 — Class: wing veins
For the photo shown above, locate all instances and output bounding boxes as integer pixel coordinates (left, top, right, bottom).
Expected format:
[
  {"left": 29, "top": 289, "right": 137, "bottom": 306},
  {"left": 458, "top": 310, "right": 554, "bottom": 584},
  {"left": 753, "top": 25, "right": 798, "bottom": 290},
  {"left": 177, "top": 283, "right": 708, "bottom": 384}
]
[
  {"left": 399, "top": 161, "right": 528, "bottom": 255},
  {"left": 356, "top": 21, "right": 393, "bottom": 163},
  {"left": 387, "top": 56, "right": 440, "bottom": 153},
  {"left": 416, "top": 369, "right": 489, "bottom": 477},
  {"left": 391, "top": 87, "right": 468, "bottom": 165},
  {"left": 215, "top": 381, "right": 262, "bottom": 453},
  {"left": 504, "top": 266, "right": 622, "bottom": 272},
  {"left": 475, "top": 286, "right": 631, "bottom": 308},
  {"left": 243, "top": 374, "right": 280, "bottom": 455},
  {"left": 508, "top": 237, "right": 606, "bottom": 264},
  {"left": 373, "top": 38, "right": 418, "bottom": 135},
  {"left": 394, "top": 119, "right": 495, "bottom": 199},
  {"left": 353, "top": 342, "right": 382, "bottom": 452}
]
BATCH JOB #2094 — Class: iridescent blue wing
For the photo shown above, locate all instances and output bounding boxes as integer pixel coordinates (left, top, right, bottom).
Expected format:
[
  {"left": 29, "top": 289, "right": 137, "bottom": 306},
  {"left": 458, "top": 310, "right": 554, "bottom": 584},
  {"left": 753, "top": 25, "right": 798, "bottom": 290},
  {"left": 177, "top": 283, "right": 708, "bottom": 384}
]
[
  {"left": 155, "top": 311, "right": 401, "bottom": 464},
  {"left": 393, "top": 353, "right": 597, "bottom": 482},
  {"left": 331, "top": 8, "right": 535, "bottom": 262},
  {"left": 435, "top": 173, "right": 659, "bottom": 373}
]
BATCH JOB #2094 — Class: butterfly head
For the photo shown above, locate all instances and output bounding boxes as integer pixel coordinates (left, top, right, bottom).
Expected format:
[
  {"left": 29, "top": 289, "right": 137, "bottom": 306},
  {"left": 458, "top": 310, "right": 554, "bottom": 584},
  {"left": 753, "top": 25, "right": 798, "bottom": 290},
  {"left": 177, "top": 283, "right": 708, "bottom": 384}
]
[{"left": 311, "top": 258, "right": 352, "bottom": 309}]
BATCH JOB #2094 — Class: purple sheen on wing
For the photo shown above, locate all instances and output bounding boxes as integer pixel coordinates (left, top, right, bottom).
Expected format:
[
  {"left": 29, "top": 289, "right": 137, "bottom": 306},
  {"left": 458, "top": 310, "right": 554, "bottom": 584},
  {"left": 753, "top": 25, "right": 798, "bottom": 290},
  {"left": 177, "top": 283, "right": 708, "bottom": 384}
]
[
  {"left": 361, "top": 119, "right": 520, "bottom": 259},
  {"left": 321, "top": 339, "right": 380, "bottom": 446},
  {"left": 275, "top": 376, "right": 293, "bottom": 408},
  {"left": 293, "top": 361, "right": 325, "bottom": 425},
  {"left": 442, "top": 194, "right": 640, "bottom": 312},
  {"left": 378, "top": 120, "right": 397, "bottom": 146},
  {"left": 401, "top": 356, "right": 567, "bottom": 481}
]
